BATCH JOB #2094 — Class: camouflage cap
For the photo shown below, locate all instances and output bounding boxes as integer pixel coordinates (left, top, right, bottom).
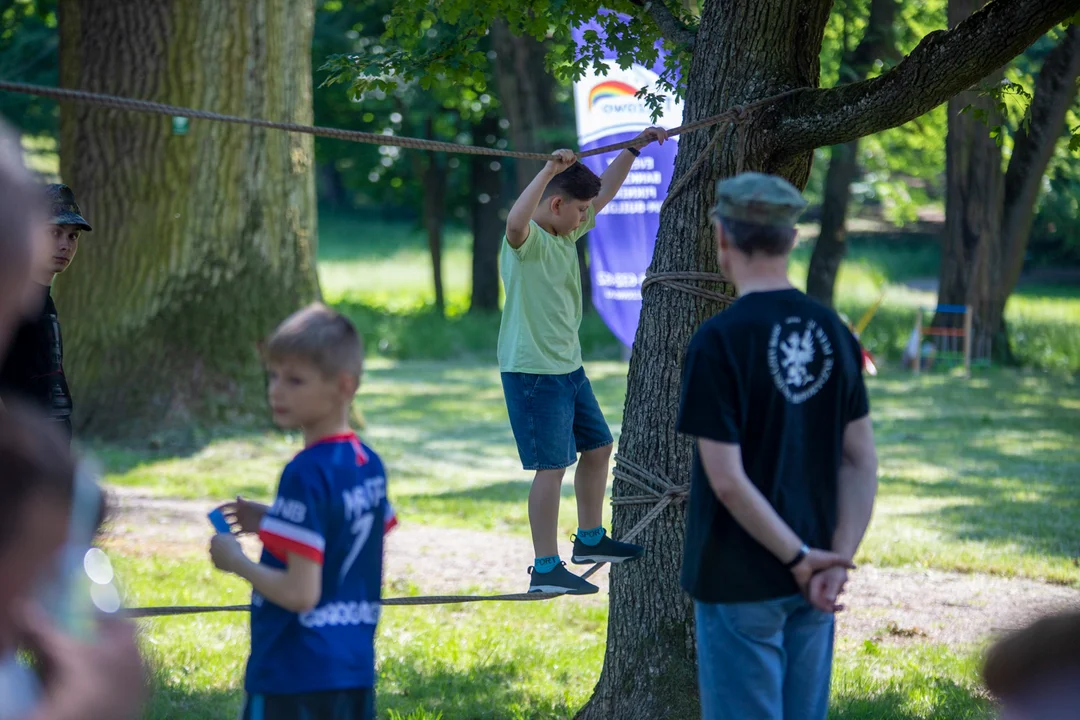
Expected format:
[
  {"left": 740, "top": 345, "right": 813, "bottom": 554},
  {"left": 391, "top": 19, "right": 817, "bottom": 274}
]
[
  {"left": 45, "top": 183, "right": 92, "bottom": 232},
  {"left": 711, "top": 172, "right": 807, "bottom": 228}
]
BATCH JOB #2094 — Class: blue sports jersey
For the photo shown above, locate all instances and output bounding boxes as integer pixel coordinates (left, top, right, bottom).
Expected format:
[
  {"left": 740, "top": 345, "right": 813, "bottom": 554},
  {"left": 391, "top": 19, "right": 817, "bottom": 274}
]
[{"left": 245, "top": 432, "right": 397, "bottom": 694}]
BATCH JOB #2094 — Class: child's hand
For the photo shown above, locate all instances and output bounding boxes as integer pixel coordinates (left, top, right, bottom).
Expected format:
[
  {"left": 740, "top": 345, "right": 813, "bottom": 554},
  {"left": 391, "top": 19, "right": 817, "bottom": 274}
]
[
  {"left": 217, "top": 496, "right": 268, "bottom": 534},
  {"left": 545, "top": 149, "right": 577, "bottom": 175},
  {"left": 634, "top": 126, "right": 668, "bottom": 147},
  {"left": 209, "top": 532, "right": 248, "bottom": 575}
]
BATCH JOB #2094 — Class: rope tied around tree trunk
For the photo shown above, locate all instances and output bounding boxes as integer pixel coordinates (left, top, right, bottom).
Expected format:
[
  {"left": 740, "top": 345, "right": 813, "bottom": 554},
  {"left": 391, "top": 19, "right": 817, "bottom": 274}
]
[
  {"left": 659, "top": 87, "right": 804, "bottom": 213},
  {"left": 0, "top": 79, "right": 804, "bottom": 163},
  {"left": 642, "top": 271, "right": 735, "bottom": 305}
]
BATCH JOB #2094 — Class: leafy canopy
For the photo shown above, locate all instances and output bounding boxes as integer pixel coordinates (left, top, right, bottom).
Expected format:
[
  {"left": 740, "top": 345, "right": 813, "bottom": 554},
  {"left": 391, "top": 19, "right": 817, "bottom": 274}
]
[{"left": 321, "top": 0, "right": 695, "bottom": 120}]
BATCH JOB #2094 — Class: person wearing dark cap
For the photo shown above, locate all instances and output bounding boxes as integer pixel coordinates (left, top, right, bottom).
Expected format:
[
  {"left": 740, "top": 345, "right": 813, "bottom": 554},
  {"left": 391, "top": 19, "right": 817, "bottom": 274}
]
[
  {"left": 676, "top": 172, "right": 879, "bottom": 720},
  {"left": 0, "top": 122, "right": 144, "bottom": 720},
  {"left": 0, "top": 184, "right": 91, "bottom": 439}
]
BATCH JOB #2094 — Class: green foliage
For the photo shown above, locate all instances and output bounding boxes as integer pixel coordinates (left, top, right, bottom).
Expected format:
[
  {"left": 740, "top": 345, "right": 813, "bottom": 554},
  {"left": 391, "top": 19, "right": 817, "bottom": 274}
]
[
  {"left": 321, "top": 0, "right": 694, "bottom": 121},
  {"left": 806, "top": 0, "right": 948, "bottom": 224},
  {"left": 313, "top": 0, "right": 506, "bottom": 219},
  {"left": 0, "top": 0, "right": 58, "bottom": 136},
  {"left": 961, "top": 79, "right": 1035, "bottom": 146}
]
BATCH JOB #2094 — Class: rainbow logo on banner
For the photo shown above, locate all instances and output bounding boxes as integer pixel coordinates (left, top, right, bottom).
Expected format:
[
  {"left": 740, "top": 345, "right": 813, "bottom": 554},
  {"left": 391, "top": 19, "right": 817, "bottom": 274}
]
[{"left": 588, "top": 80, "right": 639, "bottom": 109}]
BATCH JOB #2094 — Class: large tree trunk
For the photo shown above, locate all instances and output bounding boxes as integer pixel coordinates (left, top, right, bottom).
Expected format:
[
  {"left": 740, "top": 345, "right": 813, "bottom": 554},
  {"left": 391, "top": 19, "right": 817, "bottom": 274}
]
[
  {"left": 937, "top": 80, "right": 1003, "bottom": 356},
  {"left": 490, "top": 21, "right": 594, "bottom": 312},
  {"left": 470, "top": 114, "right": 503, "bottom": 313},
  {"left": 938, "top": 8, "right": 1080, "bottom": 362},
  {"left": 991, "top": 25, "right": 1080, "bottom": 326},
  {"left": 577, "top": 3, "right": 833, "bottom": 718},
  {"left": 490, "top": 20, "right": 561, "bottom": 193},
  {"left": 56, "top": 0, "right": 318, "bottom": 435},
  {"left": 806, "top": 140, "right": 859, "bottom": 305},
  {"left": 936, "top": 0, "right": 1002, "bottom": 357},
  {"left": 806, "top": 0, "right": 899, "bottom": 306},
  {"left": 423, "top": 118, "right": 447, "bottom": 315}
]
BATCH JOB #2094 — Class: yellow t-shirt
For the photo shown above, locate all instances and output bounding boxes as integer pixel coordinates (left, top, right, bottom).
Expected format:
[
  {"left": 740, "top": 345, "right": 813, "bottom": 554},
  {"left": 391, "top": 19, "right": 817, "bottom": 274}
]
[{"left": 497, "top": 207, "right": 597, "bottom": 374}]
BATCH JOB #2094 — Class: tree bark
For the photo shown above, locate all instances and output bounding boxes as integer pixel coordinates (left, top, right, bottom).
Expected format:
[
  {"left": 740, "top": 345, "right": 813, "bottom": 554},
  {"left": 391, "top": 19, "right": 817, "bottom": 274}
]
[
  {"left": 470, "top": 114, "right": 503, "bottom": 313},
  {"left": 577, "top": 3, "right": 834, "bottom": 718},
  {"left": 772, "top": 0, "right": 1080, "bottom": 159},
  {"left": 490, "top": 20, "right": 592, "bottom": 311},
  {"left": 807, "top": 141, "right": 859, "bottom": 306},
  {"left": 55, "top": 0, "right": 318, "bottom": 436},
  {"left": 490, "top": 20, "right": 560, "bottom": 194},
  {"left": 806, "top": 0, "right": 899, "bottom": 306},
  {"left": 936, "top": 0, "right": 1004, "bottom": 357},
  {"left": 422, "top": 117, "right": 447, "bottom": 315},
  {"left": 938, "top": 14, "right": 1080, "bottom": 361},
  {"left": 993, "top": 25, "right": 1080, "bottom": 317}
]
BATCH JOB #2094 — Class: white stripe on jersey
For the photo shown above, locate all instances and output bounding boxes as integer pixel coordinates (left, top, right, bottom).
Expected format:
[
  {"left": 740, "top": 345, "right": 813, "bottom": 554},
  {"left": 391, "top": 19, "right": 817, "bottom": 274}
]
[{"left": 260, "top": 516, "right": 326, "bottom": 552}]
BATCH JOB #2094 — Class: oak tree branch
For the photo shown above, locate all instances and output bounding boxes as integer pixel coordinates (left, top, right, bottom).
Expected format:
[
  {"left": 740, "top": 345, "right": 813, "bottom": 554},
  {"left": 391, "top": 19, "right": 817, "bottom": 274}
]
[
  {"left": 626, "top": 0, "right": 697, "bottom": 48},
  {"left": 774, "top": 0, "right": 1080, "bottom": 159}
]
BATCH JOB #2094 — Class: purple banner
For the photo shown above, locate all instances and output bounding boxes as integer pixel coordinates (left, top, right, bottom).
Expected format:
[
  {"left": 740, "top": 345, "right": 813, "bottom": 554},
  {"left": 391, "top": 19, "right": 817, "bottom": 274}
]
[{"left": 572, "top": 18, "right": 683, "bottom": 348}]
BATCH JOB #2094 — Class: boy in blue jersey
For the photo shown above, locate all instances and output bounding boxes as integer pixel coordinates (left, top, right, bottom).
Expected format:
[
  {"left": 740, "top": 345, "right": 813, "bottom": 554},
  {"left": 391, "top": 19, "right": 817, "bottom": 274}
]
[{"left": 209, "top": 303, "right": 396, "bottom": 720}]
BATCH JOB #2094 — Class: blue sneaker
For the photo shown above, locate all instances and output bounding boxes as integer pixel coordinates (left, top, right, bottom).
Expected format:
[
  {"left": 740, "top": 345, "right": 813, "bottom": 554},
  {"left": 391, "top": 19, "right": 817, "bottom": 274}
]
[
  {"left": 571, "top": 531, "right": 644, "bottom": 565},
  {"left": 528, "top": 562, "right": 599, "bottom": 595}
]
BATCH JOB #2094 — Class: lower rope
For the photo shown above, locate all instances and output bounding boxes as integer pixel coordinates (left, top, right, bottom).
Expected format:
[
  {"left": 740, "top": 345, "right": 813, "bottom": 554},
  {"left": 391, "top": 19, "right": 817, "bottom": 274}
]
[
  {"left": 123, "top": 591, "right": 564, "bottom": 618},
  {"left": 124, "top": 454, "right": 688, "bottom": 618}
]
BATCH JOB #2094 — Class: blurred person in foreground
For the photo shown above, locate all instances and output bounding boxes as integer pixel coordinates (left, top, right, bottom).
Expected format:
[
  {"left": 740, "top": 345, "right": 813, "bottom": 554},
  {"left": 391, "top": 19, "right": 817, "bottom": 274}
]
[
  {"left": 983, "top": 608, "right": 1080, "bottom": 719},
  {"left": 0, "top": 119, "right": 145, "bottom": 720}
]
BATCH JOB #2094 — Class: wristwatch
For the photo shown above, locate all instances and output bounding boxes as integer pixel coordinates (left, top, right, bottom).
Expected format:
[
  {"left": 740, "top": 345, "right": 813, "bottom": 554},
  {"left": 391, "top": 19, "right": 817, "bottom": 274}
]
[
  {"left": 626, "top": 146, "right": 641, "bottom": 157},
  {"left": 784, "top": 543, "right": 810, "bottom": 569}
]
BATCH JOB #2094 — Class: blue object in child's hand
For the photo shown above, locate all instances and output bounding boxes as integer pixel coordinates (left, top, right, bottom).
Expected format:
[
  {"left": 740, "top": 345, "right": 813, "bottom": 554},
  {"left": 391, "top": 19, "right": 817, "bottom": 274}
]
[{"left": 208, "top": 508, "right": 232, "bottom": 534}]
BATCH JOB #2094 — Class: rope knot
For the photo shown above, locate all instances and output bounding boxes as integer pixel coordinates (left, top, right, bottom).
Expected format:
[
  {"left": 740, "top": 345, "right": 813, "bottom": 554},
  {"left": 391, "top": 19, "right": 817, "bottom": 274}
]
[
  {"left": 732, "top": 104, "right": 750, "bottom": 123},
  {"left": 665, "top": 484, "right": 690, "bottom": 499}
]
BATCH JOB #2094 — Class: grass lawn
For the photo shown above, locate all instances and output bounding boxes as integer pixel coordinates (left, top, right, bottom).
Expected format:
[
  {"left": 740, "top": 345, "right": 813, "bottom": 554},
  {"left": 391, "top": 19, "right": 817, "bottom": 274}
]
[
  {"left": 94, "top": 216, "right": 1077, "bottom": 719},
  {"left": 100, "top": 363, "right": 1077, "bottom": 719}
]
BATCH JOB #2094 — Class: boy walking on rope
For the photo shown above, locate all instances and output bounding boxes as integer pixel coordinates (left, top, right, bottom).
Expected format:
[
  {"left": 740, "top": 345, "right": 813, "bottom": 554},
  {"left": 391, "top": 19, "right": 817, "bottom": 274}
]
[
  {"left": 500, "top": 128, "right": 667, "bottom": 595},
  {"left": 209, "top": 304, "right": 396, "bottom": 720},
  {"left": 677, "top": 173, "right": 878, "bottom": 720}
]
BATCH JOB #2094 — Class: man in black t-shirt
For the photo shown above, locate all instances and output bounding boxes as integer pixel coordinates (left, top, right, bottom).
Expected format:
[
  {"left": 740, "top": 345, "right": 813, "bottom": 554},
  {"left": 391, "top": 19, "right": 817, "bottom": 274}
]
[
  {"left": 0, "top": 184, "right": 92, "bottom": 439},
  {"left": 677, "top": 173, "right": 879, "bottom": 720}
]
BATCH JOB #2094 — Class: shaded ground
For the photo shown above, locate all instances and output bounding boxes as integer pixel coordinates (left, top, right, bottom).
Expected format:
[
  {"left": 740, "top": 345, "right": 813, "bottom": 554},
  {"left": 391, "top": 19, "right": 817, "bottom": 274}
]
[
  {"left": 904, "top": 268, "right": 1080, "bottom": 293},
  {"left": 104, "top": 489, "right": 1079, "bottom": 648}
]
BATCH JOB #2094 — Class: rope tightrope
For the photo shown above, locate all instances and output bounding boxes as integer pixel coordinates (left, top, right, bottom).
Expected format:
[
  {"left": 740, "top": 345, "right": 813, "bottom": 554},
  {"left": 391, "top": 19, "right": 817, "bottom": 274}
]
[
  {"left": 0, "top": 80, "right": 804, "bottom": 163},
  {"left": 123, "top": 591, "right": 564, "bottom": 618},
  {"left": 123, "top": 454, "right": 689, "bottom": 617},
  {"left": 12, "top": 74, "right": 764, "bottom": 619}
]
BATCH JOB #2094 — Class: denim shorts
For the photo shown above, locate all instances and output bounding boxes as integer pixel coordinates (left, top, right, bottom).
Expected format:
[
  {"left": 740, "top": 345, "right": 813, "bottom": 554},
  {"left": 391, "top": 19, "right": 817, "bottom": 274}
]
[{"left": 501, "top": 367, "right": 614, "bottom": 470}]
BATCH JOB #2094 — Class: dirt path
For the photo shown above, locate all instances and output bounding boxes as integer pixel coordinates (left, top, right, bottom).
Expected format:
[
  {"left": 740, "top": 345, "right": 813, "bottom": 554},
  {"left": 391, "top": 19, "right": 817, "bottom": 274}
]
[{"left": 104, "top": 489, "right": 1079, "bottom": 646}]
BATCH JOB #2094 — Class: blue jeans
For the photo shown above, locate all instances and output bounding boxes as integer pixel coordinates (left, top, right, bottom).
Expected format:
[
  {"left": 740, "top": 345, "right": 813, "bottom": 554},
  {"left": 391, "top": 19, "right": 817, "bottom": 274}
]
[
  {"left": 501, "top": 367, "right": 613, "bottom": 470},
  {"left": 695, "top": 595, "right": 834, "bottom": 720}
]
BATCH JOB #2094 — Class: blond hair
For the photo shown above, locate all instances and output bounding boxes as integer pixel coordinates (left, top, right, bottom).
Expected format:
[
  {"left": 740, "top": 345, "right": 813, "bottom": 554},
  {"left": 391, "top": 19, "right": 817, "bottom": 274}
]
[{"left": 265, "top": 303, "right": 363, "bottom": 378}]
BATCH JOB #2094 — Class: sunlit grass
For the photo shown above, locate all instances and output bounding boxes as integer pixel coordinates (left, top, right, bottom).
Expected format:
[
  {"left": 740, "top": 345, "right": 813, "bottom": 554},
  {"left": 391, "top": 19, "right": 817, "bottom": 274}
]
[
  {"left": 100, "top": 363, "right": 1080, "bottom": 586},
  {"left": 121, "top": 554, "right": 993, "bottom": 720},
  {"left": 96, "top": 216, "right": 1078, "bottom": 718}
]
